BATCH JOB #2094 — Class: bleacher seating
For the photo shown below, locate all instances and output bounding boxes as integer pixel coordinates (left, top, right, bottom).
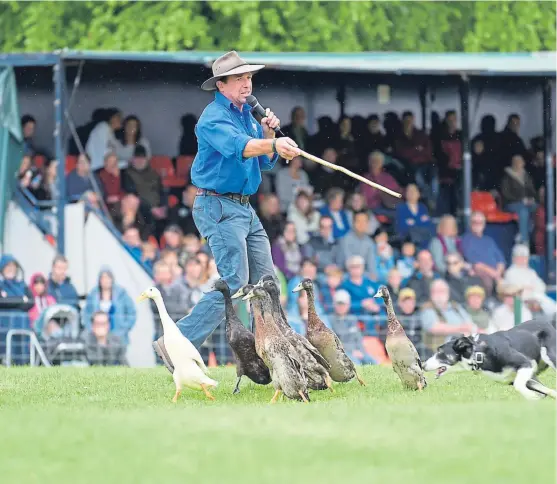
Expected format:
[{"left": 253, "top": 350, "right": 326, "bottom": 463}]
[{"left": 471, "top": 191, "right": 518, "bottom": 223}]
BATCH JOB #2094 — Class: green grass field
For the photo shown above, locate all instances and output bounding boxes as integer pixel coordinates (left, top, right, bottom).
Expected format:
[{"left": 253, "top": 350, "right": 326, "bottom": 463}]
[{"left": 0, "top": 365, "right": 555, "bottom": 484}]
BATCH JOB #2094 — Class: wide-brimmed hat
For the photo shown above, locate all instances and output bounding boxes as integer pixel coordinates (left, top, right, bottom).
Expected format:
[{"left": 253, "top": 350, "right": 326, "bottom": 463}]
[{"left": 201, "top": 51, "right": 265, "bottom": 91}]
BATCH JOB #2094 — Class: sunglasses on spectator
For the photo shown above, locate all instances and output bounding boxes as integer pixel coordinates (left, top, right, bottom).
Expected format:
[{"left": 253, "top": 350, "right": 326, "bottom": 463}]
[{"left": 446, "top": 260, "right": 460, "bottom": 265}]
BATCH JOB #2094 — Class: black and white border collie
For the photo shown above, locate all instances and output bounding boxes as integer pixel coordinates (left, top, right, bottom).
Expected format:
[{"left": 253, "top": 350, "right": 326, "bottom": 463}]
[{"left": 423, "top": 318, "right": 557, "bottom": 400}]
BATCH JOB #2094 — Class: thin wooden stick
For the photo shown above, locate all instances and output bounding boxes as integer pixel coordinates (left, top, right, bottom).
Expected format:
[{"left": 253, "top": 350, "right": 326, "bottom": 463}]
[{"left": 298, "top": 149, "right": 402, "bottom": 199}]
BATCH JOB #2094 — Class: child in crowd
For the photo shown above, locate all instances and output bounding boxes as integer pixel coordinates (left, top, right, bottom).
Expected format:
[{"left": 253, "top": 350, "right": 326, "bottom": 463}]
[
  {"left": 374, "top": 228, "right": 395, "bottom": 284},
  {"left": 396, "top": 240, "right": 416, "bottom": 281}
]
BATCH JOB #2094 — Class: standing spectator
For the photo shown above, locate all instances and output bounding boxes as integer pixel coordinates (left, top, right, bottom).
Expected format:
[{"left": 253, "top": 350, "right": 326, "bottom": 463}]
[
  {"left": 84, "top": 311, "right": 127, "bottom": 365},
  {"left": 503, "top": 244, "right": 556, "bottom": 316},
  {"left": 47, "top": 255, "right": 80, "bottom": 308},
  {"left": 360, "top": 151, "right": 402, "bottom": 218},
  {"left": 312, "top": 147, "right": 353, "bottom": 195},
  {"left": 85, "top": 108, "right": 123, "bottom": 172},
  {"left": 488, "top": 284, "right": 533, "bottom": 334},
  {"left": 395, "top": 184, "right": 434, "bottom": 248},
  {"left": 337, "top": 116, "right": 359, "bottom": 175},
  {"left": 303, "top": 215, "right": 336, "bottom": 274},
  {"left": 275, "top": 156, "right": 312, "bottom": 212},
  {"left": 28, "top": 273, "right": 57, "bottom": 328},
  {"left": 396, "top": 240, "right": 417, "bottom": 281},
  {"left": 114, "top": 115, "right": 152, "bottom": 165},
  {"left": 339, "top": 255, "right": 381, "bottom": 316},
  {"left": 287, "top": 191, "right": 320, "bottom": 245},
  {"left": 501, "top": 154, "right": 537, "bottom": 244},
  {"left": 271, "top": 222, "right": 302, "bottom": 280},
  {"left": 334, "top": 211, "right": 378, "bottom": 281},
  {"left": 282, "top": 106, "right": 309, "bottom": 151},
  {"left": 429, "top": 214, "right": 461, "bottom": 274},
  {"left": 96, "top": 152, "right": 123, "bottom": 215},
  {"left": 66, "top": 154, "right": 95, "bottom": 202},
  {"left": 464, "top": 286, "right": 490, "bottom": 331},
  {"left": 21, "top": 114, "right": 52, "bottom": 159},
  {"left": 444, "top": 252, "right": 483, "bottom": 305},
  {"left": 30, "top": 158, "right": 59, "bottom": 202},
  {"left": 461, "top": 211, "right": 506, "bottom": 296},
  {"left": 82, "top": 267, "right": 136, "bottom": 346},
  {"left": 178, "top": 114, "right": 198, "bottom": 156},
  {"left": 360, "top": 114, "right": 389, "bottom": 163},
  {"left": 406, "top": 250, "right": 441, "bottom": 306},
  {"left": 168, "top": 185, "right": 199, "bottom": 236},
  {"left": 498, "top": 114, "right": 528, "bottom": 168},
  {"left": 435, "top": 110, "right": 462, "bottom": 215},
  {"left": 319, "top": 188, "right": 351, "bottom": 240},
  {"left": 258, "top": 193, "right": 285, "bottom": 244}
]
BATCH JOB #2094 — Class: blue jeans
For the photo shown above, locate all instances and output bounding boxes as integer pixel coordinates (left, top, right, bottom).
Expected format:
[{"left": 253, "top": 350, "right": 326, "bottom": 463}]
[
  {"left": 505, "top": 202, "right": 536, "bottom": 243},
  {"left": 176, "top": 194, "right": 276, "bottom": 349}
]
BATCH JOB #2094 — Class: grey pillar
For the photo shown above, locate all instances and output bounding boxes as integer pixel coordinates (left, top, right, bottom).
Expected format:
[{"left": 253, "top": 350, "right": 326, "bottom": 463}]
[
  {"left": 53, "top": 58, "right": 66, "bottom": 255},
  {"left": 460, "top": 75, "right": 472, "bottom": 229},
  {"left": 542, "top": 79, "right": 555, "bottom": 281}
]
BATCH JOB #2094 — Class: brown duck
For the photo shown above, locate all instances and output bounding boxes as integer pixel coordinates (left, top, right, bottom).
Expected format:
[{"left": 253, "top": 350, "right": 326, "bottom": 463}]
[
  {"left": 243, "top": 286, "right": 310, "bottom": 403},
  {"left": 292, "top": 278, "right": 365, "bottom": 386},
  {"left": 258, "top": 276, "right": 333, "bottom": 391},
  {"left": 374, "top": 285, "right": 427, "bottom": 391}
]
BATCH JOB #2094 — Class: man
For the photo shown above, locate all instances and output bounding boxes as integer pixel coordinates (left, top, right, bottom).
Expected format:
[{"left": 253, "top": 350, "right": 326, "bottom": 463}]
[
  {"left": 444, "top": 252, "right": 483, "bottom": 305},
  {"left": 405, "top": 249, "right": 441, "bottom": 306},
  {"left": 84, "top": 311, "right": 127, "bottom": 366},
  {"left": 167, "top": 184, "right": 199, "bottom": 236},
  {"left": 339, "top": 255, "right": 381, "bottom": 317},
  {"left": 153, "top": 51, "right": 299, "bottom": 370},
  {"left": 46, "top": 255, "right": 79, "bottom": 308},
  {"left": 303, "top": 215, "right": 336, "bottom": 273},
  {"left": 359, "top": 151, "right": 401, "bottom": 218}
]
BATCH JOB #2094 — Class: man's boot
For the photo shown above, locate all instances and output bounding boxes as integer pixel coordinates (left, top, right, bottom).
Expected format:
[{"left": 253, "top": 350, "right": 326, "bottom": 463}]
[{"left": 153, "top": 336, "right": 174, "bottom": 374}]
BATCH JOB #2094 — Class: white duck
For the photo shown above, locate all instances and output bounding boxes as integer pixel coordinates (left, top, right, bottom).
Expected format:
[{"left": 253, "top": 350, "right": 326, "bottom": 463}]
[{"left": 137, "top": 286, "right": 218, "bottom": 402}]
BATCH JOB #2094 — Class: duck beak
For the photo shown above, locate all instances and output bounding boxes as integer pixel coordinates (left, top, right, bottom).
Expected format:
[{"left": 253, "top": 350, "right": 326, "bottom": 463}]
[
  {"left": 231, "top": 288, "right": 244, "bottom": 299},
  {"left": 136, "top": 292, "right": 148, "bottom": 303},
  {"left": 373, "top": 290, "right": 382, "bottom": 298},
  {"left": 242, "top": 290, "right": 255, "bottom": 301},
  {"left": 292, "top": 282, "right": 304, "bottom": 293}
]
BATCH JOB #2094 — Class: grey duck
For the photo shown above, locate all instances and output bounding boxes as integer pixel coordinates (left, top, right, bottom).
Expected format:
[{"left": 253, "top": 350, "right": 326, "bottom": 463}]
[
  {"left": 213, "top": 280, "right": 271, "bottom": 394},
  {"left": 258, "top": 275, "right": 333, "bottom": 392},
  {"left": 292, "top": 278, "right": 365, "bottom": 386},
  {"left": 243, "top": 286, "right": 310, "bottom": 403},
  {"left": 374, "top": 285, "right": 427, "bottom": 391}
]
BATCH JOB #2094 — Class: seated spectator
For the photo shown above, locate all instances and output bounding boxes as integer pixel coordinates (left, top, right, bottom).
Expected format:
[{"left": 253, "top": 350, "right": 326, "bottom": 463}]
[
  {"left": 303, "top": 215, "right": 336, "bottom": 274},
  {"left": 461, "top": 211, "right": 505, "bottom": 296},
  {"left": 85, "top": 108, "right": 123, "bottom": 172},
  {"left": 374, "top": 228, "right": 395, "bottom": 284},
  {"left": 258, "top": 193, "right": 285, "bottom": 244},
  {"left": 501, "top": 154, "right": 537, "bottom": 244},
  {"left": 66, "top": 154, "right": 94, "bottom": 202},
  {"left": 321, "top": 266, "right": 344, "bottom": 313},
  {"left": 47, "top": 255, "right": 80, "bottom": 308},
  {"left": 141, "top": 240, "right": 158, "bottom": 272},
  {"left": 96, "top": 152, "right": 123, "bottom": 215},
  {"left": 312, "top": 148, "right": 352, "bottom": 195},
  {"left": 395, "top": 184, "right": 434, "bottom": 248},
  {"left": 180, "top": 234, "right": 202, "bottom": 265},
  {"left": 287, "top": 191, "right": 320, "bottom": 245},
  {"left": 488, "top": 284, "right": 533, "bottom": 334},
  {"left": 183, "top": 256, "right": 204, "bottom": 313},
  {"left": 83, "top": 267, "right": 136, "bottom": 345},
  {"left": 122, "top": 226, "right": 143, "bottom": 261},
  {"left": 275, "top": 156, "right": 312, "bottom": 212},
  {"left": 21, "top": 114, "right": 51, "bottom": 159},
  {"left": 330, "top": 289, "right": 376, "bottom": 365},
  {"left": 429, "top": 214, "right": 461, "bottom": 274},
  {"left": 84, "top": 310, "right": 127, "bottom": 365},
  {"left": 282, "top": 106, "right": 309, "bottom": 151},
  {"left": 396, "top": 239, "right": 416, "bottom": 281},
  {"left": 337, "top": 116, "right": 359, "bottom": 176},
  {"left": 200, "top": 257, "right": 220, "bottom": 292},
  {"left": 527, "top": 137, "right": 546, "bottom": 191},
  {"left": 360, "top": 151, "right": 402, "bottom": 218},
  {"left": 319, "top": 188, "right": 351, "bottom": 240},
  {"left": 0, "top": 255, "right": 32, "bottom": 299},
  {"left": 464, "top": 286, "right": 490, "bottom": 331},
  {"left": 152, "top": 260, "right": 189, "bottom": 338},
  {"left": 420, "top": 279, "right": 477, "bottom": 351},
  {"left": 397, "top": 287, "right": 417, "bottom": 317},
  {"left": 114, "top": 114, "right": 151, "bottom": 165},
  {"left": 287, "top": 258, "right": 330, "bottom": 327},
  {"left": 121, "top": 145, "right": 167, "bottom": 237},
  {"left": 387, "top": 268, "right": 403, "bottom": 300},
  {"left": 162, "top": 224, "right": 184, "bottom": 256},
  {"left": 161, "top": 249, "right": 183, "bottom": 281},
  {"left": 287, "top": 289, "right": 310, "bottom": 336},
  {"left": 114, "top": 193, "right": 151, "bottom": 240},
  {"left": 533, "top": 186, "right": 550, "bottom": 256},
  {"left": 339, "top": 255, "right": 381, "bottom": 317},
  {"left": 30, "top": 158, "right": 59, "bottom": 202},
  {"left": 28, "top": 273, "right": 56, "bottom": 328},
  {"left": 18, "top": 155, "right": 42, "bottom": 192},
  {"left": 394, "top": 111, "right": 437, "bottom": 205},
  {"left": 168, "top": 185, "right": 199, "bottom": 236},
  {"left": 406, "top": 249, "right": 441, "bottom": 306},
  {"left": 444, "top": 252, "right": 483, "bottom": 305},
  {"left": 271, "top": 222, "right": 302, "bottom": 280},
  {"left": 334, "top": 211, "right": 378, "bottom": 281},
  {"left": 345, "top": 193, "right": 380, "bottom": 236},
  {"left": 360, "top": 114, "right": 389, "bottom": 163},
  {"left": 503, "top": 244, "right": 555, "bottom": 315}
]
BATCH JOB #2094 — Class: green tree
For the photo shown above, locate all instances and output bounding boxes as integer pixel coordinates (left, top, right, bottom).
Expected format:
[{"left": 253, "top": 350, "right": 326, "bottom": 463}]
[{"left": 0, "top": 1, "right": 554, "bottom": 53}]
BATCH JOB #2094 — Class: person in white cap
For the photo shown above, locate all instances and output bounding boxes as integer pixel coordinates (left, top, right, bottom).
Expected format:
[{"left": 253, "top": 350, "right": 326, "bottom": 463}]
[
  {"left": 153, "top": 51, "right": 300, "bottom": 370},
  {"left": 503, "top": 244, "right": 556, "bottom": 315}
]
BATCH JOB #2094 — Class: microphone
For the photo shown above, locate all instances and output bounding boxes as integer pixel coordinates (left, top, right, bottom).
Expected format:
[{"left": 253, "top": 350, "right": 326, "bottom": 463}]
[{"left": 246, "top": 95, "right": 285, "bottom": 136}]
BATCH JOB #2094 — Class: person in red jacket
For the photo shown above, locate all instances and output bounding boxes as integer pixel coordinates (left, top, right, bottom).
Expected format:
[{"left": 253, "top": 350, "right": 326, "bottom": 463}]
[{"left": 28, "top": 273, "right": 57, "bottom": 328}]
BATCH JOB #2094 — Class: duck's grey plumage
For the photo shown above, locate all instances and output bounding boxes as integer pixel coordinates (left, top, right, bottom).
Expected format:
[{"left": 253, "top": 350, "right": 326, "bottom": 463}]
[
  {"left": 215, "top": 281, "right": 271, "bottom": 393},
  {"left": 260, "top": 277, "right": 332, "bottom": 391},
  {"left": 375, "top": 286, "right": 427, "bottom": 391},
  {"left": 248, "top": 287, "right": 309, "bottom": 402},
  {"left": 293, "top": 278, "right": 365, "bottom": 385}
]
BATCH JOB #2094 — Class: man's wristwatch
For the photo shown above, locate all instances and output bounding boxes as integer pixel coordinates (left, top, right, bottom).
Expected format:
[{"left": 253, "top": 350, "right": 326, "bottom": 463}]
[{"left": 272, "top": 138, "right": 277, "bottom": 154}]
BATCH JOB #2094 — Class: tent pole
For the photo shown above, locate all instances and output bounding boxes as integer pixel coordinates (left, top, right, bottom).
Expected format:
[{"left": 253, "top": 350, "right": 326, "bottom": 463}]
[
  {"left": 419, "top": 83, "right": 427, "bottom": 131},
  {"left": 460, "top": 74, "right": 472, "bottom": 229},
  {"left": 542, "top": 78, "right": 555, "bottom": 282},
  {"left": 53, "top": 57, "right": 66, "bottom": 255}
]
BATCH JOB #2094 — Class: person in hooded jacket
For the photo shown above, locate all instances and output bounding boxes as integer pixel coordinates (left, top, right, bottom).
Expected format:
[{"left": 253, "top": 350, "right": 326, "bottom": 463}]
[
  {"left": 82, "top": 267, "right": 136, "bottom": 346},
  {"left": 47, "top": 255, "right": 80, "bottom": 309},
  {"left": 28, "top": 273, "right": 57, "bottom": 327}
]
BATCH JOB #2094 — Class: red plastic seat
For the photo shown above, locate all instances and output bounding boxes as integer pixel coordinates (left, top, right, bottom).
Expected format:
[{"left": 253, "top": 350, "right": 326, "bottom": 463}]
[
  {"left": 176, "top": 155, "right": 194, "bottom": 183},
  {"left": 33, "top": 155, "right": 46, "bottom": 169},
  {"left": 150, "top": 155, "right": 175, "bottom": 178},
  {"left": 65, "top": 155, "right": 78, "bottom": 174},
  {"left": 471, "top": 191, "right": 518, "bottom": 223}
]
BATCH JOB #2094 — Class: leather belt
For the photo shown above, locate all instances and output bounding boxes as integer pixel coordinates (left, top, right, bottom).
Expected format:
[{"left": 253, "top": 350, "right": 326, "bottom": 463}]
[{"left": 196, "top": 188, "right": 250, "bottom": 205}]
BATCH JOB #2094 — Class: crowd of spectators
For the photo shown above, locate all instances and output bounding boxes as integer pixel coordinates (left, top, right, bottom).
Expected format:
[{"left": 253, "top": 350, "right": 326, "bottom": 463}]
[{"left": 5, "top": 105, "right": 555, "bottom": 367}]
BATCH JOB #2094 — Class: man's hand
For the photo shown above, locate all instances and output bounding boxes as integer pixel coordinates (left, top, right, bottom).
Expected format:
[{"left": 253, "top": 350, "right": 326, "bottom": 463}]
[
  {"left": 261, "top": 108, "right": 280, "bottom": 139},
  {"left": 275, "top": 137, "right": 300, "bottom": 161},
  {"left": 362, "top": 298, "right": 380, "bottom": 313},
  {"left": 151, "top": 206, "right": 167, "bottom": 219}
]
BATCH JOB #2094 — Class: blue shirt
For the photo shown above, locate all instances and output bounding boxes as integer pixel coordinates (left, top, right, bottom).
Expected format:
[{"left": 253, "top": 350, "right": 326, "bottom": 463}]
[
  {"left": 339, "top": 277, "right": 382, "bottom": 315},
  {"left": 461, "top": 231, "right": 505, "bottom": 268},
  {"left": 191, "top": 92, "right": 278, "bottom": 195}
]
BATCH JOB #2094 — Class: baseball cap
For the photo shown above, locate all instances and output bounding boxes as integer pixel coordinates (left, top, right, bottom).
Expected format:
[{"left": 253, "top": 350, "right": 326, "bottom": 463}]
[
  {"left": 512, "top": 244, "right": 530, "bottom": 257},
  {"left": 398, "top": 288, "right": 416, "bottom": 301},
  {"left": 334, "top": 290, "right": 351, "bottom": 305},
  {"left": 465, "top": 285, "right": 485, "bottom": 298}
]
